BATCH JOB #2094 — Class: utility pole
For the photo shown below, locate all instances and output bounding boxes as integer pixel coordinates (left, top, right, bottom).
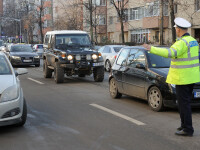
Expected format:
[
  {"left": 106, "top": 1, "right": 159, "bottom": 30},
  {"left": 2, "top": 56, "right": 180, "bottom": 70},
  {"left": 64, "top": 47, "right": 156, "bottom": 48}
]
[
  {"left": 89, "top": 0, "right": 93, "bottom": 43},
  {"left": 159, "top": 0, "right": 164, "bottom": 45},
  {"left": 169, "top": 0, "right": 176, "bottom": 43}
]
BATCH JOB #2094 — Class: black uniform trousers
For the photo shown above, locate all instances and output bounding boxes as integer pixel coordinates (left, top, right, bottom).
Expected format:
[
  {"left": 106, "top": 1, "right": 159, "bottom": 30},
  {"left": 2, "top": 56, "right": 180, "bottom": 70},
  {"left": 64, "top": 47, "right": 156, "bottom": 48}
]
[{"left": 176, "top": 84, "right": 194, "bottom": 134}]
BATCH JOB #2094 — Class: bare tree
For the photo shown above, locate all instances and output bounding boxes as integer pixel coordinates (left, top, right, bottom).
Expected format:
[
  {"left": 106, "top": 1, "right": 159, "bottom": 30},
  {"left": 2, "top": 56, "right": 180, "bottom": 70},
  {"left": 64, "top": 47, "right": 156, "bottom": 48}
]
[
  {"left": 37, "top": 0, "right": 45, "bottom": 43},
  {"left": 110, "top": 0, "right": 129, "bottom": 44}
]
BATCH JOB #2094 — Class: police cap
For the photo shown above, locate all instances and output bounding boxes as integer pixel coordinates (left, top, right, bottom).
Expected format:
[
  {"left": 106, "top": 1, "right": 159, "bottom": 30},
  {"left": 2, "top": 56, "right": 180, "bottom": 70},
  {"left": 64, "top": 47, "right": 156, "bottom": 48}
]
[{"left": 173, "top": 17, "right": 191, "bottom": 29}]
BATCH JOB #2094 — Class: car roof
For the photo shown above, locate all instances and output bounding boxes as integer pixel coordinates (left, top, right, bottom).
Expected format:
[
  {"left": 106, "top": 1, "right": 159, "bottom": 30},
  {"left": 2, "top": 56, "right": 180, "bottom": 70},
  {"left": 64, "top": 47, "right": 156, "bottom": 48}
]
[{"left": 46, "top": 30, "right": 88, "bottom": 35}]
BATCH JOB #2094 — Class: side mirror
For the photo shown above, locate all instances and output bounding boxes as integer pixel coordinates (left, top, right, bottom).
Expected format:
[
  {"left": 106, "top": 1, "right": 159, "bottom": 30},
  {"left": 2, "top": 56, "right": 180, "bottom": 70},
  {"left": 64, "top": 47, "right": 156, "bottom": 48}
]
[
  {"left": 136, "top": 63, "right": 145, "bottom": 69},
  {"left": 15, "top": 68, "right": 28, "bottom": 76},
  {"left": 48, "top": 43, "right": 52, "bottom": 49}
]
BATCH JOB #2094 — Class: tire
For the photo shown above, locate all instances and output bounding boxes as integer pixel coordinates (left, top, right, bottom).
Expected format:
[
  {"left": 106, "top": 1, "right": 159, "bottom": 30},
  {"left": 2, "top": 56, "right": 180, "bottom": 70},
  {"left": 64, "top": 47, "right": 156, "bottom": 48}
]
[
  {"left": 14, "top": 99, "right": 27, "bottom": 127},
  {"left": 93, "top": 66, "right": 104, "bottom": 82},
  {"left": 54, "top": 63, "right": 64, "bottom": 83},
  {"left": 78, "top": 74, "right": 86, "bottom": 77},
  {"left": 109, "top": 78, "right": 122, "bottom": 99},
  {"left": 43, "top": 60, "right": 52, "bottom": 78},
  {"left": 105, "top": 60, "right": 111, "bottom": 72},
  {"left": 35, "top": 64, "right": 40, "bottom": 67},
  {"left": 147, "top": 86, "right": 164, "bottom": 112}
]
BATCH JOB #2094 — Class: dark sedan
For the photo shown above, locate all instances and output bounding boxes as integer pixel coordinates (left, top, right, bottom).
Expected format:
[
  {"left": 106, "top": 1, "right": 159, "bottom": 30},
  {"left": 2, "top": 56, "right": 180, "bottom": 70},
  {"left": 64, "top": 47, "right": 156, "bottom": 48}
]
[
  {"left": 109, "top": 46, "right": 200, "bottom": 111},
  {"left": 5, "top": 44, "right": 40, "bottom": 67}
]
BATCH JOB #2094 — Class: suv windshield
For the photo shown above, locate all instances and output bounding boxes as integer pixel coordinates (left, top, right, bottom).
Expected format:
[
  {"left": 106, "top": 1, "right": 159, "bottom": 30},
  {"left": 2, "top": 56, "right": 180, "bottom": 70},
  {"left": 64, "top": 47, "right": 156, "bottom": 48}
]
[
  {"left": 147, "top": 53, "right": 171, "bottom": 68},
  {"left": 55, "top": 34, "right": 91, "bottom": 49},
  {"left": 0, "top": 55, "right": 12, "bottom": 75},
  {"left": 11, "top": 45, "right": 33, "bottom": 52}
]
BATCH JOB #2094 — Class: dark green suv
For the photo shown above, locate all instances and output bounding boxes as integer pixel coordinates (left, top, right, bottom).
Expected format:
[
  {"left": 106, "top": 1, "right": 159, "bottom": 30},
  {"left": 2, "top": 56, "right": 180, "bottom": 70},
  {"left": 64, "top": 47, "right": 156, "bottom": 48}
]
[{"left": 43, "top": 30, "right": 104, "bottom": 83}]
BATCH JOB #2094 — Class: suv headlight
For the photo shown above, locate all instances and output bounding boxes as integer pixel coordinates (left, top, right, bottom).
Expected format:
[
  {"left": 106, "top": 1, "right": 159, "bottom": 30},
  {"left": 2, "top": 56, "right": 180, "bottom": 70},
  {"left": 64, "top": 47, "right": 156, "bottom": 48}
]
[
  {"left": 67, "top": 55, "right": 73, "bottom": 60},
  {"left": 11, "top": 56, "right": 21, "bottom": 60},
  {"left": 1, "top": 85, "right": 19, "bottom": 102},
  {"left": 92, "top": 54, "right": 98, "bottom": 60}
]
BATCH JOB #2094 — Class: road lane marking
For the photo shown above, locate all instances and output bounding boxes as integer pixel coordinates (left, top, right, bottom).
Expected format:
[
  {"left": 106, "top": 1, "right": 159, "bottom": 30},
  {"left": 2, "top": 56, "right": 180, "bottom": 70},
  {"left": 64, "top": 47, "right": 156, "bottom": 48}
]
[
  {"left": 28, "top": 78, "right": 44, "bottom": 85},
  {"left": 90, "top": 104, "right": 146, "bottom": 126}
]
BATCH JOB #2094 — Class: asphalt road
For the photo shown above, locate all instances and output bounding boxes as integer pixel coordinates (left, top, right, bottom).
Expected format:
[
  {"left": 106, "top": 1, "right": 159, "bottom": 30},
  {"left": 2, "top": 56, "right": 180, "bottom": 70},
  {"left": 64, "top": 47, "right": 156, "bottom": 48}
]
[{"left": 1, "top": 60, "right": 200, "bottom": 150}]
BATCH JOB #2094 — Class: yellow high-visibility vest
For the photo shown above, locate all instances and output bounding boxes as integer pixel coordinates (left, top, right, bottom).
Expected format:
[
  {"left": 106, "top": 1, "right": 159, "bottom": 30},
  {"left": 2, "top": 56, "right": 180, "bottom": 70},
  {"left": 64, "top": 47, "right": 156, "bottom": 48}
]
[{"left": 150, "top": 35, "right": 200, "bottom": 85}]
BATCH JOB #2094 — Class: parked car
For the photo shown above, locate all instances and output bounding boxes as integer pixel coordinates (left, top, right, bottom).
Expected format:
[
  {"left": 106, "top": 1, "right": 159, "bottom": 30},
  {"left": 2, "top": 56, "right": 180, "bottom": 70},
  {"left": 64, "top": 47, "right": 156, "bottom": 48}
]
[
  {"left": 5, "top": 44, "right": 40, "bottom": 67},
  {"left": 109, "top": 46, "right": 200, "bottom": 112},
  {"left": 33, "top": 44, "right": 44, "bottom": 58},
  {"left": 98, "top": 45, "right": 125, "bottom": 72},
  {"left": 0, "top": 52, "right": 27, "bottom": 126}
]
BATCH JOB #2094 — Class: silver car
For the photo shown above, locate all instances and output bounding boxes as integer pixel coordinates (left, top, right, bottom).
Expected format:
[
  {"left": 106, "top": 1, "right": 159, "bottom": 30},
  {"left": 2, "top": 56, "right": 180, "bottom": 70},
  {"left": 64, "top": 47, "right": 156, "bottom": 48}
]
[
  {"left": 98, "top": 45, "right": 125, "bottom": 71},
  {"left": 33, "top": 44, "right": 44, "bottom": 58},
  {"left": 0, "top": 52, "right": 27, "bottom": 126}
]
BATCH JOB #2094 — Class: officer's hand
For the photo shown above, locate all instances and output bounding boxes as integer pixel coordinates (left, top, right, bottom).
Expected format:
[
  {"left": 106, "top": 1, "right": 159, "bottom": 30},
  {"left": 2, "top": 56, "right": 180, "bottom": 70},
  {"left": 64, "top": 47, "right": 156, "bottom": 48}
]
[{"left": 143, "top": 44, "right": 151, "bottom": 51}]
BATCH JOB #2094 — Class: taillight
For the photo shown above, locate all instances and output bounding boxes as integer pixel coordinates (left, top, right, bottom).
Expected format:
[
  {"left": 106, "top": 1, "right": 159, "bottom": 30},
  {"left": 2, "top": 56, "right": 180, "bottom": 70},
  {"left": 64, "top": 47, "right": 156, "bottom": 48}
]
[{"left": 114, "top": 55, "right": 117, "bottom": 59}]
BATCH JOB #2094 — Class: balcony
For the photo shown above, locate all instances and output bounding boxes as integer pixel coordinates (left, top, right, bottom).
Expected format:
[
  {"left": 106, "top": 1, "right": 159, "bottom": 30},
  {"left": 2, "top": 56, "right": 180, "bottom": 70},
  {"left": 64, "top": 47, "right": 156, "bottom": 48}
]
[{"left": 143, "top": 16, "right": 169, "bottom": 29}]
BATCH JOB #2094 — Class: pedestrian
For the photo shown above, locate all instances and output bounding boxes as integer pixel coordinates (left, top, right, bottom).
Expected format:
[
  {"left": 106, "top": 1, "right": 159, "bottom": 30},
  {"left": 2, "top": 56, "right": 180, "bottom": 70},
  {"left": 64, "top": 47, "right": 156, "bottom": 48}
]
[{"left": 143, "top": 17, "right": 200, "bottom": 136}]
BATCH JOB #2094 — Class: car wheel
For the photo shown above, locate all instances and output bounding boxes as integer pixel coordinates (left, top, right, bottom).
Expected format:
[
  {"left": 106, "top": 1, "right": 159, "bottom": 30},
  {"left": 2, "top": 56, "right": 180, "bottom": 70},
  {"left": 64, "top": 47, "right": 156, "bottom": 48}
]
[
  {"left": 35, "top": 64, "right": 40, "bottom": 67},
  {"left": 93, "top": 66, "right": 104, "bottom": 82},
  {"left": 105, "top": 60, "right": 111, "bottom": 72},
  {"left": 54, "top": 63, "right": 64, "bottom": 83},
  {"left": 148, "top": 86, "right": 164, "bottom": 112},
  {"left": 78, "top": 74, "right": 86, "bottom": 77},
  {"left": 14, "top": 98, "right": 27, "bottom": 127},
  {"left": 43, "top": 60, "right": 52, "bottom": 78},
  {"left": 109, "top": 78, "right": 122, "bottom": 99}
]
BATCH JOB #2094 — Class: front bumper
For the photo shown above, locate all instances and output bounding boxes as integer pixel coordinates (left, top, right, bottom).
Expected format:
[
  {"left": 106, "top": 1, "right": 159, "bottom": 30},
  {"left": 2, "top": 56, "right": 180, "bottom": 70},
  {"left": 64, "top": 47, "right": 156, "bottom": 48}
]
[
  {"left": 0, "top": 89, "right": 24, "bottom": 127},
  {"left": 11, "top": 57, "right": 40, "bottom": 66}
]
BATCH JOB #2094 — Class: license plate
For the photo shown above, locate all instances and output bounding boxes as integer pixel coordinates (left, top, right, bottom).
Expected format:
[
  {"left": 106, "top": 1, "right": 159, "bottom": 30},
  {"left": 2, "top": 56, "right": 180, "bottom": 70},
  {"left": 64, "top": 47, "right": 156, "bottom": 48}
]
[
  {"left": 23, "top": 59, "right": 32, "bottom": 62},
  {"left": 93, "top": 62, "right": 104, "bottom": 66},
  {"left": 194, "top": 92, "right": 200, "bottom": 98}
]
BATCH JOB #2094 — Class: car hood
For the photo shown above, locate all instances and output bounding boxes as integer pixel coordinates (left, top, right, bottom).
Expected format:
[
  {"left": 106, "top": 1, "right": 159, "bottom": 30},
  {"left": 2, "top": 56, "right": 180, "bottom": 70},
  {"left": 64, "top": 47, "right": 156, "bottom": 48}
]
[
  {"left": 66, "top": 48, "right": 97, "bottom": 54},
  {"left": 10, "top": 52, "right": 38, "bottom": 56},
  {"left": 0, "top": 75, "right": 15, "bottom": 94},
  {"left": 149, "top": 68, "right": 169, "bottom": 78}
]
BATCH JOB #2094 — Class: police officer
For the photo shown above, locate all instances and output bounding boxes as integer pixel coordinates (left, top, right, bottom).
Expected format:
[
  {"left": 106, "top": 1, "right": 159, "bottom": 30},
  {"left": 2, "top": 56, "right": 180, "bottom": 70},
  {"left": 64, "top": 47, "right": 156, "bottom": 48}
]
[{"left": 143, "top": 17, "right": 200, "bottom": 136}]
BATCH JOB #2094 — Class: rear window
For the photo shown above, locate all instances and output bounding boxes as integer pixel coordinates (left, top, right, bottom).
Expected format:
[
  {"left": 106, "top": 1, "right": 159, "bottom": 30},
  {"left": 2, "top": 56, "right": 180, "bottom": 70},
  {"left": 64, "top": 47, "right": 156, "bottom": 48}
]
[
  {"left": 37, "top": 45, "right": 43, "bottom": 49},
  {"left": 113, "top": 47, "right": 123, "bottom": 53},
  {"left": 0, "top": 55, "right": 12, "bottom": 75}
]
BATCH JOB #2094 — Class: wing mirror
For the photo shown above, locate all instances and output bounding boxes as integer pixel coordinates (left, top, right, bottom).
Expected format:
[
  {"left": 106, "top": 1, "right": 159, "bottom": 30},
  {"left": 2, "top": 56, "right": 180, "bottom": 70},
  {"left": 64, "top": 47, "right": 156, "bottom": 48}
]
[
  {"left": 15, "top": 68, "right": 28, "bottom": 77},
  {"left": 136, "top": 63, "right": 145, "bottom": 69}
]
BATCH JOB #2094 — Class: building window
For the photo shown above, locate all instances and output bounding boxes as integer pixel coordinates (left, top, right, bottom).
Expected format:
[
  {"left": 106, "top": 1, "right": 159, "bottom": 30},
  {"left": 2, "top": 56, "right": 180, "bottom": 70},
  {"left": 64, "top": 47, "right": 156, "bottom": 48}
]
[
  {"left": 131, "top": 29, "right": 150, "bottom": 43},
  {"left": 196, "top": 0, "right": 200, "bottom": 11},
  {"left": 96, "top": 15, "right": 106, "bottom": 25},
  {"left": 93, "top": 0, "right": 106, "bottom": 6},
  {"left": 130, "top": 8, "right": 138, "bottom": 20}
]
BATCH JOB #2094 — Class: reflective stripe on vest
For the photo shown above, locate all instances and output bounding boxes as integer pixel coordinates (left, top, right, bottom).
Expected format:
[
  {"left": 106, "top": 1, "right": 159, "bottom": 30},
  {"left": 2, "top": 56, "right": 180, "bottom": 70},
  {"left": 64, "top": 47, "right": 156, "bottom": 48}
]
[
  {"left": 170, "top": 63, "right": 199, "bottom": 68},
  {"left": 171, "top": 39, "right": 199, "bottom": 62},
  {"left": 167, "top": 48, "right": 177, "bottom": 58}
]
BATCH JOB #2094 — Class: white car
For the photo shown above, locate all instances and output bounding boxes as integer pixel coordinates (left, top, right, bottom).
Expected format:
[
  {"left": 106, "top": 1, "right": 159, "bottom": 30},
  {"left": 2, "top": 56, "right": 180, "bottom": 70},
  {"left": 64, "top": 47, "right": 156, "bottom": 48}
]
[
  {"left": 0, "top": 52, "right": 27, "bottom": 127},
  {"left": 98, "top": 45, "right": 125, "bottom": 71},
  {"left": 33, "top": 44, "right": 44, "bottom": 58}
]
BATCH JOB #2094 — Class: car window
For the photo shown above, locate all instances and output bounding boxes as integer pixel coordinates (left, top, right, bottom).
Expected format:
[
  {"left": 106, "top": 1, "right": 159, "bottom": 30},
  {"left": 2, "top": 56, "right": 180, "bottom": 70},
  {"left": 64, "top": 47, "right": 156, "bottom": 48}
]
[
  {"left": 116, "top": 49, "right": 129, "bottom": 66},
  {"left": 127, "top": 49, "right": 145, "bottom": 67},
  {"left": 103, "top": 46, "right": 111, "bottom": 53},
  {"left": 0, "top": 55, "right": 12, "bottom": 75},
  {"left": 147, "top": 52, "right": 171, "bottom": 68},
  {"left": 113, "top": 47, "right": 123, "bottom": 53},
  {"left": 37, "top": 45, "right": 43, "bottom": 49}
]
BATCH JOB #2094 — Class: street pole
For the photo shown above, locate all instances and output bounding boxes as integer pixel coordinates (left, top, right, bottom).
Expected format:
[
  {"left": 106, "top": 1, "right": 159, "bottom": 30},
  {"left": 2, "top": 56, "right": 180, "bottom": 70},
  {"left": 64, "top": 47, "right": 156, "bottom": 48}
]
[
  {"left": 20, "top": 20, "right": 22, "bottom": 43},
  {"left": 159, "top": 0, "right": 164, "bottom": 45}
]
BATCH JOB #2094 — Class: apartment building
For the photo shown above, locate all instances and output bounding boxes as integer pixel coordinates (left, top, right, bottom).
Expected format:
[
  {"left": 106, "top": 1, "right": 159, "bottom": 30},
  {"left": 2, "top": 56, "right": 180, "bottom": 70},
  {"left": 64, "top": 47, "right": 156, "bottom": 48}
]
[
  {"left": 107, "top": 0, "right": 200, "bottom": 45},
  {"left": 82, "top": 0, "right": 107, "bottom": 43}
]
